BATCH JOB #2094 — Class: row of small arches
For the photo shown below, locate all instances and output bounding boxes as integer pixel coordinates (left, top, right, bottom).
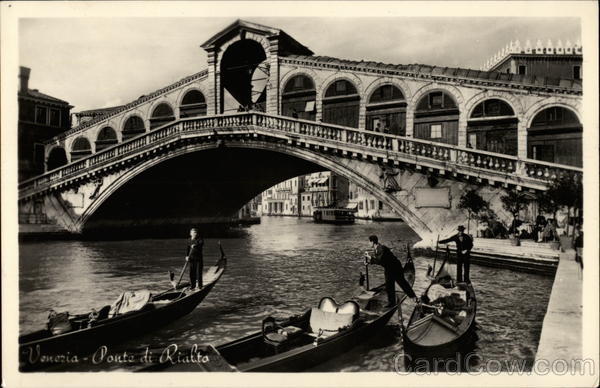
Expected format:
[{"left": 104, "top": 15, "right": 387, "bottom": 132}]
[{"left": 47, "top": 75, "right": 581, "bottom": 170}]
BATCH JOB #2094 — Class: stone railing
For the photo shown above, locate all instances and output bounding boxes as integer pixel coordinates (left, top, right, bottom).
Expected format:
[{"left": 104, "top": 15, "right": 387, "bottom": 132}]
[{"left": 19, "top": 112, "right": 583, "bottom": 198}]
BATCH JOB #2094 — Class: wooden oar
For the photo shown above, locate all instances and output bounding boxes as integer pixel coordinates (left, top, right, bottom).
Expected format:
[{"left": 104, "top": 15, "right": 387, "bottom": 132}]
[
  {"left": 430, "top": 235, "right": 440, "bottom": 279},
  {"left": 174, "top": 261, "right": 189, "bottom": 290},
  {"left": 364, "top": 260, "right": 370, "bottom": 291}
]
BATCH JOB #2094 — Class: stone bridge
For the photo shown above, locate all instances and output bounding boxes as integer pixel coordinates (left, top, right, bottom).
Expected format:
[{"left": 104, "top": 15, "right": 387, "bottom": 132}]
[{"left": 18, "top": 20, "right": 583, "bottom": 240}]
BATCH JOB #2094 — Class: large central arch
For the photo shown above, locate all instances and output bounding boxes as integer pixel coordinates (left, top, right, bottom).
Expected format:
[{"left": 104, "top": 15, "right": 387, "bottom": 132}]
[{"left": 79, "top": 141, "right": 432, "bottom": 237}]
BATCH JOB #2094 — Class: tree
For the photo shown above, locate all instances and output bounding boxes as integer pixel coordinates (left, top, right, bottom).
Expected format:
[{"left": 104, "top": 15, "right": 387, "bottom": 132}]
[
  {"left": 458, "top": 190, "right": 488, "bottom": 235},
  {"left": 500, "top": 189, "right": 532, "bottom": 237},
  {"left": 544, "top": 173, "right": 583, "bottom": 236}
]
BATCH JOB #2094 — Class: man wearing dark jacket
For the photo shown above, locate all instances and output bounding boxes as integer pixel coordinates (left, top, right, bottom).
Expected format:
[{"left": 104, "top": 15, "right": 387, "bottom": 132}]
[
  {"left": 366, "top": 235, "right": 418, "bottom": 308},
  {"left": 186, "top": 228, "right": 204, "bottom": 289},
  {"left": 439, "top": 225, "right": 473, "bottom": 283}
]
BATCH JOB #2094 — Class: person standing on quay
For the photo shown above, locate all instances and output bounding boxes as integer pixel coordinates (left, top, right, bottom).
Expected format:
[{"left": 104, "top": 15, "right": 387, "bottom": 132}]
[
  {"left": 439, "top": 225, "right": 473, "bottom": 283},
  {"left": 186, "top": 228, "right": 204, "bottom": 290},
  {"left": 366, "top": 235, "right": 418, "bottom": 308}
]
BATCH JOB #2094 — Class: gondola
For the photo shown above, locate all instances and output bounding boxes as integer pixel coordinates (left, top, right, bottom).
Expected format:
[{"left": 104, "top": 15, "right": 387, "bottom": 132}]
[
  {"left": 140, "top": 251, "right": 416, "bottom": 372},
  {"left": 19, "top": 246, "right": 227, "bottom": 371},
  {"left": 402, "top": 246, "right": 477, "bottom": 359}
]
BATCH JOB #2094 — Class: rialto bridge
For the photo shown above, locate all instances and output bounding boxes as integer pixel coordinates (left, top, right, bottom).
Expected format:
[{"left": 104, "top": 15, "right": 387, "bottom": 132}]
[{"left": 18, "top": 20, "right": 583, "bottom": 240}]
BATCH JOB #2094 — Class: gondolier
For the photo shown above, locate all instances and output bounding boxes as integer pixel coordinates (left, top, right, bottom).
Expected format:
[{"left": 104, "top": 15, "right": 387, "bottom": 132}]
[
  {"left": 186, "top": 228, "right": 204, "bottom": 289},
  {"left": 366, "top": 235, "right": 417, "bottom": 307},
  {"left": 439, "top": 225, "right": 473, "bottom": 283}
]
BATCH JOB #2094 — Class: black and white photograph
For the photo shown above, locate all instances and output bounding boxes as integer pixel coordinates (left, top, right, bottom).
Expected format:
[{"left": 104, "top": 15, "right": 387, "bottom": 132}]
[{"left": 2, "top": 1, "right": 598, "bottom": 387}]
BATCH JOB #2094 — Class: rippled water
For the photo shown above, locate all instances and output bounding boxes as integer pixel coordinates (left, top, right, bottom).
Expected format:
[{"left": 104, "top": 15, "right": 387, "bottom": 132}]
[{"left": 19, "top": 217, "right": 553, "bottom": 371}]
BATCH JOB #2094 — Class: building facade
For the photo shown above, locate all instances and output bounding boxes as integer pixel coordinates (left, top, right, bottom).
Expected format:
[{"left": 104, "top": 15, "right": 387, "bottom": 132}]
[{"left": 18, "top": 66, "right": 73, "bottom": 181}]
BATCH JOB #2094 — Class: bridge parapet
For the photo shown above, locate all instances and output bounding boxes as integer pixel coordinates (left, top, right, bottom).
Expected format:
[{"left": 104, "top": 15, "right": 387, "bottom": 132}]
[{"left": 19, "top": 112, "right": 582, "bottom": 201}]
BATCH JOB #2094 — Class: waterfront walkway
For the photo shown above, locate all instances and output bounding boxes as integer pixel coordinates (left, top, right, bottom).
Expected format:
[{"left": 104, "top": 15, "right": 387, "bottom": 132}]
[
  {"left": 414, "top": 237, "right": 560, "bottom": 274},
  {"left": 534, "top": 249, "right": 582, "bottom": 371}
]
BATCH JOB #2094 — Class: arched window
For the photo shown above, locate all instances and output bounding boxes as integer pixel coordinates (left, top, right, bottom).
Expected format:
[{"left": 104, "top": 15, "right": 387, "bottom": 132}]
[
  {"left": 71, "top": 136, "right": 92, "bottom": 161},
  {"left": 528, "top": 106, "right": 582, "bottom": 167},
  {"left": 413, "top": 91, "right": 459, "bottom": 145},
  {"left": 47, "top": 147, "right": 68, "bottom": 171},
  {"left": 150, "top": 103, "right": 175, "bottom": 130},
  {"left": 366, "top": 84, "right": 406, "bottom": 135},
  {"left": 123, "top": 115, "right": 146, "bottom": 140},
  {"left": 322, "top": 80, "right": 360, "bottom": 128},
  {"left": 467, "top": 99, "right": 518, "bottom": 156},
  {"left": 281, "top": 75, "right": 316, "bottom": 121},
  {"left": 180, "top": 90, "right": 207, "bottom": 118},
  {"left": 95, "top": 127, "right": 118, "bottom": 151}
]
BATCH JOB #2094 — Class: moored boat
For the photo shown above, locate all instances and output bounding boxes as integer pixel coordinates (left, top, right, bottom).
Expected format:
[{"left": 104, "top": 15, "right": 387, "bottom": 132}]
[
  {"left": 313, "top": 207, "right": 356, "bottom": 224},
  {"left": 19, "top": 247, "right": 227, "bottom": 371},
  {"left": 140, "top": 256, "right": 415, "bottom": 372},
  {"left": 402, "top": 247, "right": 477, "bottom": 360}
]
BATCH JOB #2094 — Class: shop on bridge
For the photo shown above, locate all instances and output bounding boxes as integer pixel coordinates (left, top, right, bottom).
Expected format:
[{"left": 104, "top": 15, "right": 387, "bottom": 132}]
[
  {"left": 413, "top": 91, "right": 459, "bottom": 145},
  {"left": 365, "top": 84, "right": 406, "bottom": 136},
  {"left": 322, "top": 79, "right": 360, "bottom": 128},
  {"left": 281, "top": 75, "right": 316, "bottom": 121},
  {"left": 527, "top": 106, "right": 582, "bottom": 167},
  {"left": 95, "top": 126, "right": 118, "bottom": 152},
  {"left": 149, "top": 103, "right": 176, "bottom": 130},
  {"left": 467, "top": 99, "right": 518, "bottom": 156}
]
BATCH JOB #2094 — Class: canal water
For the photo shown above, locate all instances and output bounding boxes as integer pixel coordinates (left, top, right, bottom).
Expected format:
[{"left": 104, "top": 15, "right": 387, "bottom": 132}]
[{"left": 19, "top": 217, "right": 553, "bottom": 372}]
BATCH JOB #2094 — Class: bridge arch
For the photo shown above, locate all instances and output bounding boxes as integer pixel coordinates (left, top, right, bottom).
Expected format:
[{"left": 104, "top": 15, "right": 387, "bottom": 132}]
[
  {"left": 177, "top": 88, "right": 208, "bottom": 118},
  {"left": 121, "top": 113, "right": 147, "bottom": 140},
  {"left": 70, "top": 136, "right": 93, "bottom": 161},
  {"left": 411, "top": 87, "right": 462, "bottom": 145},
  {"left": 78, "top": 141, "right": 431, "bottom": 237},
  {"left": 364, "top": 81, "right": 409, "bottom": 135},
  {"left": 46, "top": 146, "right": 68, "bottom": 171},
  {"left": 524, "top": 99, "right": 582, "bottom": 129},
  {"left": 464, "top": 91, "right": 523, "bottom": 119},
  {"left": 409, "top": 83, "right": 464, "bottom": 110},
  {"left": 319, "top": 77, "right": 362, "bottom": 128},
  {"left": 280, "top": 72, "right": 317, "bottom": 120},
  {"left": 219, "top": 38, "right": 269, "bottom": 113},
  {"left": 95, "top": 126, "right": 119, "bottom": 151},
  {"left": 149, "top": 101, "right": 176, "bottom": 130},
  {"left": 317, "top": 73, "right": 364, "bottom": 102},
  {"left": 525, "top": 103, "right": 582, "bottom": 167},
  {"left": 364, "top": 77, "right": 412, "bottom": 104}
]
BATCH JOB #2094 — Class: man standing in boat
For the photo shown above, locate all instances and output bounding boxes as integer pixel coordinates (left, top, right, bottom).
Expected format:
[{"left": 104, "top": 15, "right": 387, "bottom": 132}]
[
  {"left": 439, "top": 225, "right": 473, "bottom": 283},
  {"left": 185, "top": 228, "right": 204, "bottom": 290},
  {"left": 366, "top": 235, "right": 418, "bottom": 307}
]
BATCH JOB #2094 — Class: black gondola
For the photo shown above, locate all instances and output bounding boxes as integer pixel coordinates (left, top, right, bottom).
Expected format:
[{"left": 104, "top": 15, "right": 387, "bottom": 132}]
[
  {"left": 402, "top": 247, "right": 477, "bottom": 359},
  {"left": 141, "top": 255, "right": 416, "bottom": 372},
  {"left": 19, "top": 249, "right": 227, "bottom": 371}
]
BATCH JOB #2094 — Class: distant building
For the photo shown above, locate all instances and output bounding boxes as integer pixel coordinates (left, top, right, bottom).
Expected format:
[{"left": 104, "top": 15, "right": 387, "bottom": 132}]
[
  {"left": 482, "top": 38, "right": 582, "bottom": 80},
  {"left": 348, "top": 182, "right": 402, "bottom": 221},
  {"left": 301, "top": 172, "right": 349, "bottom": 216},
  {"left": 18, "top": 66, "right": 73, "bottom": 181},
  {"left": 262, "top": 177, "right": 297, "bottom": 216}
]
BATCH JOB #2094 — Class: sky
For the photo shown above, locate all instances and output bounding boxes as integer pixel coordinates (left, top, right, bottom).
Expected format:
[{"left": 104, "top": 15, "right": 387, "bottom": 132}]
[{"left": 19, "top": 16, "right": 581, "bottom": 113}]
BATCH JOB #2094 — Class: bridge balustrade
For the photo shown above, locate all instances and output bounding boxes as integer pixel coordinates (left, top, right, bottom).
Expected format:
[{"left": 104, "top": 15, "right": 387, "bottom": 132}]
[{"left": 19, "top": 112, "right": 582, "bottom": 199}]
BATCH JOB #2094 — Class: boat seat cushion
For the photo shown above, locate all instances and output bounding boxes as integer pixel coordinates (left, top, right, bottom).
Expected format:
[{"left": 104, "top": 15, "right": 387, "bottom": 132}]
[
  {"left": 318, "top": 297, "right": 360, "bottom": 320},
  {"left": 109, "top": 290, "right": 152, "bottom": 317},
  {"left": 427, "top": 284, "right": 466, "bottom": 303}
]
